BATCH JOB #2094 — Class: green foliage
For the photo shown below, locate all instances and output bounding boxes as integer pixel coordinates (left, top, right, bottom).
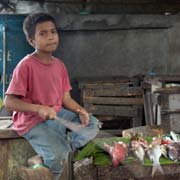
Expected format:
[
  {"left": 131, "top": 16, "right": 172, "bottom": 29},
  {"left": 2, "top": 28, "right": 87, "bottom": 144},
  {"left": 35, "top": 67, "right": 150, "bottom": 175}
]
[{"left": 74, "top": 137, "right": 176, "bottom": 167}]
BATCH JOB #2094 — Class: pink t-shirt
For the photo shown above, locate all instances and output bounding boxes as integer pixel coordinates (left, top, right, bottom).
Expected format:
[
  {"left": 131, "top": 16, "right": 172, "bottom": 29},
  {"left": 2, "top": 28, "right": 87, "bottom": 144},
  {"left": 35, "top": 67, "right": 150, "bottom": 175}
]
[{"left": 5, "top": 54, "right": 72, "bottom": 135}]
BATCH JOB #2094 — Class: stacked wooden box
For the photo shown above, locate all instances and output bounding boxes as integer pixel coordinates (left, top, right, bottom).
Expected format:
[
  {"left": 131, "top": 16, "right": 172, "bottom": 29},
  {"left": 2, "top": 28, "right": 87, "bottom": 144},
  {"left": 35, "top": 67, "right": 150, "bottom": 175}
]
[
  {"left": 78, "top": 77, "right": 144, "bottom": 133},
  {"left": 142, "top": 75, "right": 180, "bottom": 133}
]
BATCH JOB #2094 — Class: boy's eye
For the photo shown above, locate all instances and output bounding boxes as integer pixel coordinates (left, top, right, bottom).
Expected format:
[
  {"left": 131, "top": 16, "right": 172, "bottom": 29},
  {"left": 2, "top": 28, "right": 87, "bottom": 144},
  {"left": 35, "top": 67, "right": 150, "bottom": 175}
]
[
  {"left": 52, "top": 30, "right": 57, "bottom": 34},
  {"left": 40, "top": 32, "right": 45, "bottom": 36}
]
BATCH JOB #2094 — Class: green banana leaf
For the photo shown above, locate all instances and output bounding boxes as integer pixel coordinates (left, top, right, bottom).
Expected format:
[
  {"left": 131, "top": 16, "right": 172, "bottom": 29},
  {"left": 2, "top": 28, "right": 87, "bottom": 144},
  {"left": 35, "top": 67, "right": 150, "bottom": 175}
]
[{"left": 74, "top": 137, "right": 176, "bottom": 166}]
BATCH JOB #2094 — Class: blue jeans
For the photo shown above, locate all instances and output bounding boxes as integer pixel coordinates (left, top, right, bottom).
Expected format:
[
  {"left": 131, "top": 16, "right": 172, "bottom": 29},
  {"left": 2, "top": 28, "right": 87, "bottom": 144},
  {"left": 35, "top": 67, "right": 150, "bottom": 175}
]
[{"left": 23, "top": 108, "right": 100, "bottom": 174}]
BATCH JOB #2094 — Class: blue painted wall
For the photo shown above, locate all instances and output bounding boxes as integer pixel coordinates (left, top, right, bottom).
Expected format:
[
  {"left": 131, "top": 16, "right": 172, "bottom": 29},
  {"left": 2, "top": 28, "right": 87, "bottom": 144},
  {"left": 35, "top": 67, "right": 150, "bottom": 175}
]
[{"left": 0, "top": 15, "right": 33, "bottom": 103}]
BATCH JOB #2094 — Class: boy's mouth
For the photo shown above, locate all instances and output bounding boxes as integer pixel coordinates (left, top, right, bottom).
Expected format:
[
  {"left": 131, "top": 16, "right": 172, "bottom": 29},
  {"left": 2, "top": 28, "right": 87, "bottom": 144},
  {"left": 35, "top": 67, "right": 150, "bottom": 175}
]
[{"left": 47, "top": 43, "right": 57, "bottom": 47}]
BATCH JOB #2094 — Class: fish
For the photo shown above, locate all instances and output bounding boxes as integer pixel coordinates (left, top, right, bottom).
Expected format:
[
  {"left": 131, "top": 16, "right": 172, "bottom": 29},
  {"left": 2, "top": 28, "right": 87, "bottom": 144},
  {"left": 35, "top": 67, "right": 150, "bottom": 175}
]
[
  {"left": 104, "top": 141, "right": 128, "bottom": 167},
  {"left": 160, "top": 144, "right": 168, "bottom": 159},
  {"left": 170, "top": 131, "right": 180, "bottom": 142},
  {"left": 138, "top": 137, "right": 149, "bottom": 149},
  {"left": 161, "top": 137, "right": 173, "bottom": 145},
  {"left": 131, "top": 140, "right": 145, "bottom": 164},
  {"left": 151, "top": 137, "right": 162, "bottom": 146},
  {"left": 147, "top": 142, "right": 164, "bottom": 177},
  {"left": 122, "top": 129, "right": 136, "bottom": 138},
  {"left": 167, "top": 142, "right": 180, "bottom": 161},
  {"left": 152, "top": 128, "right": 163, "bottom": 136}
]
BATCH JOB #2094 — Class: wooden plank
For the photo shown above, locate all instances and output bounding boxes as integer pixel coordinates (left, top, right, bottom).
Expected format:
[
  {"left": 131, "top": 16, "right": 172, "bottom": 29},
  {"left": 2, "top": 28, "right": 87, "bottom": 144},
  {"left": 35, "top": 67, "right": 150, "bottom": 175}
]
[
  {"left": 95, "top": 115, "right": 116, "bottom": 121},
  {"left": 0, "top": 129, "right": 20, "bottom": 139},
  {"left": 95, "top": 115, "right": 131, "bottom": 121},
  {"left": 97, "top": 0, "right": 180, "bottom": 4},
  {"left": 96, "top": 129, "right": 123, "bottom": 138},
  {"left": 141, "top": 81, "right": 152, "bottom": 90},
  {"left": 0, "top": 139, "right": 8, "bottom": 180},
  {"left": 168, "top": 94, "right": 180, "bottom": 110},
  {"left": 132, "top": 106, "right": 143, "bottom": 127},
  {"left": 0, "top": 138, "right": 36, "bottom": 180},
  {"left": 73, "top": 158, "right": 97, "bottom": 180},
  {"left": 156, "top": 93, "right": 169, "bottom": 110},
  {"left": 143, "top": 91, "right": 155, "bottom": 125},
  {"left": 161, "top": 113, "right": 180, "bottom": 133},
  {"left": 82, "top": 87, "right": 142, "bottom": 97},
  {"left": 155, "top": 87, "right": 180, "bottom": 94},
  {"left": 97, "top": 164, "right": 180, "bottom": 180},
  {"left": 0, "top": 120, "right": 12, "bottom": 129},
  {"left": 122, "top": 125, "right": 170, "bottom": 137},
  {"left": 59, "top": 153, "right": 73, "bottom": 180},
  {"left": 136, "top": 175, "right": 180, "bottom": 180},
  {"left": 78, "top": 76, "right": 139, "bottom": 86},
  {"left": 83, "top": 96, "right": 144, "bottom": 105},
  {"left": 85, "top": 105, "right": 138, "bottom": 117},
  {"left": 161, "top": 109, "right": 180, "bottom": 114},
  {"left": 100, "top": 118, "right": 131, "bottom": 130},
  {"left": 149, "top": 75, "right": 180, "bottom": 82},
  {"left": 79, "top": 82, "right": 139, "bottom": 89}
]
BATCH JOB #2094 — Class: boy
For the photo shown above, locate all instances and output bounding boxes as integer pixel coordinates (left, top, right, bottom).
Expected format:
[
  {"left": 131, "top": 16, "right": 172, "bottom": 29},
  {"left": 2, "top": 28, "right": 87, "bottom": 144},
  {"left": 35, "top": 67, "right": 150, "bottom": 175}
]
[{"left": 4, "top": 12, "right": 100, "bottom": 180}]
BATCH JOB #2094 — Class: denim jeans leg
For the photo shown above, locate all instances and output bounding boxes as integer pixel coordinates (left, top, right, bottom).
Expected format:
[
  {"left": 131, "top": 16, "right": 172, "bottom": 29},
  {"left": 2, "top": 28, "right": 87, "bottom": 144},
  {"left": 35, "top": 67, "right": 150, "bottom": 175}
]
[
  {"left": 69, "top": 115, "right": 101, "bottom": 150},
  {"left": 57, "top": 108, "right": 101, "bottom": 150},
  {"left": 23, "top": 121, "right": 71, "bottom": 174},
  {"left": 57, "top": 108, "right": 78, "bottom": 121}
]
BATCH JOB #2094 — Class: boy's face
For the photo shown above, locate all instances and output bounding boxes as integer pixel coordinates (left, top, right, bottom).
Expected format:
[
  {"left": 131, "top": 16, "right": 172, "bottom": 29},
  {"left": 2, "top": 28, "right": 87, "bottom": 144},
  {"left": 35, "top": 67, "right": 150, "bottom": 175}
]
[{"left": 30, "top": 21, "right": 59, "bottom": 53}]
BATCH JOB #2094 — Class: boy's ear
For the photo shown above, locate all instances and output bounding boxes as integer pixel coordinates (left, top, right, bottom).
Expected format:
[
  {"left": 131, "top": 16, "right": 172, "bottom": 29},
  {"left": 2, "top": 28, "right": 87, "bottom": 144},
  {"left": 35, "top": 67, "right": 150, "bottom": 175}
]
[{"left": 27, "top": 38, "right": 35, "bottom": 47}]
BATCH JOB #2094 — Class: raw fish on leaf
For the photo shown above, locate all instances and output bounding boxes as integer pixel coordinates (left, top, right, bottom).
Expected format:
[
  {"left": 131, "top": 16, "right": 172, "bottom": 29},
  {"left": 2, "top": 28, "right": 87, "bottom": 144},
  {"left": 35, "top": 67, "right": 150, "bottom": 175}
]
[
  {"left": 167, "top": 142, "right": 180, "bottom": 161},
  {"left": 147, "top": 138, "right": 164, "bottom": 177},
  {"left": 170, "top": 131, "right": 180, "bottom": 142},
  {"left": 160, "top": 144, "right": 168, "bottom": 159},
  {"left": 131, "top": 140, "right": 145, "bottom": 164},
  {"left": 104, "top": 141, "right": 128, "bottom": 167}
]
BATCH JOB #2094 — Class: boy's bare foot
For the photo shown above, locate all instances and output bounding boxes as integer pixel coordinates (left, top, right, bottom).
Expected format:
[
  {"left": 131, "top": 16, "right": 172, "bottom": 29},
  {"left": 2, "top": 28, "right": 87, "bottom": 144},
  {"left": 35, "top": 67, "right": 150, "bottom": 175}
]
[
  {"left": 18, "top": 166, "right": 53, "bottom": 180},
  {"left": 28, "top": 155, "right": 43, "bottom": 166}
]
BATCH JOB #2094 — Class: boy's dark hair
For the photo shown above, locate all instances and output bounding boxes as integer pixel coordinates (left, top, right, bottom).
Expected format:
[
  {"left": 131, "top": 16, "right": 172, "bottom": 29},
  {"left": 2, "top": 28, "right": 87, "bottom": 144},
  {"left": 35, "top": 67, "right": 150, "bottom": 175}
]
[{"left": 23, "top": 12, "right": 57, "bottom": 39}]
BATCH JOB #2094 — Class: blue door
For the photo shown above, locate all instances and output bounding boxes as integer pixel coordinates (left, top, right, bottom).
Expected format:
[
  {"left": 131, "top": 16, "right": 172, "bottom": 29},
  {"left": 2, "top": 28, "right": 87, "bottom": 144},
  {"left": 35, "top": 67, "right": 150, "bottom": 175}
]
[{"left": 0, "top": 15, "right": 33, "bottom": 105}]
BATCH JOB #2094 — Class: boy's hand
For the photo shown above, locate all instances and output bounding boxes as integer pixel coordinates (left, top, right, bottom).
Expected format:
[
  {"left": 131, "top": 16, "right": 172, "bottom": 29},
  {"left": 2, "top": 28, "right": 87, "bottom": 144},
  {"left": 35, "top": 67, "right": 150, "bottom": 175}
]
[
  {"left": 37, "top": 105, "right": 56, "bottom": 120},
  {"left": 77, "top": 108, "right": 89, "bottom": 126}
]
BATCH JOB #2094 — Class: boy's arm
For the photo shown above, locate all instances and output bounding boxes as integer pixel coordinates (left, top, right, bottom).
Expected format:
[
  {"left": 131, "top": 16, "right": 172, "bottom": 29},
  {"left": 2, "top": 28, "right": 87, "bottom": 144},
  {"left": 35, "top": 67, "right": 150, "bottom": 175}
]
[
  {"left": 62, "top": 92, "right": 89, "bottom": 126},
  {"left": 4, "top": 94, "right": 56, "bottom": 120}
]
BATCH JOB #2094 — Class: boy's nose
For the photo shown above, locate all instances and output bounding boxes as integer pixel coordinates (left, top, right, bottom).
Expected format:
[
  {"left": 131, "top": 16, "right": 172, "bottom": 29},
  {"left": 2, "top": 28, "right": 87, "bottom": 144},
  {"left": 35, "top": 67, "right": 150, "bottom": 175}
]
[
  {"left": 48, "top": 35, "right": 54, "bottom": 40},
  {"left": 48, "top": 33, "right": 54, "bottom": 40}
]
